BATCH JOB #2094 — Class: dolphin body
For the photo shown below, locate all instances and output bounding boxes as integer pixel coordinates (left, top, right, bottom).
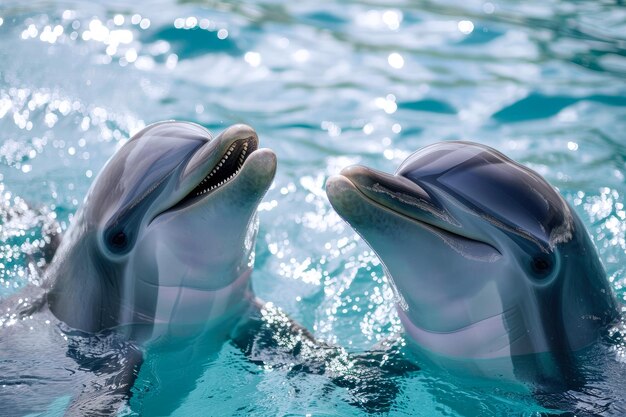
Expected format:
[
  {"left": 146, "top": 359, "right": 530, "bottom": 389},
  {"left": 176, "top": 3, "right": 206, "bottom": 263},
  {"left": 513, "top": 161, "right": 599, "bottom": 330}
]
[{"left": 326, "top": 141, "right": 618, "bottom": 388}]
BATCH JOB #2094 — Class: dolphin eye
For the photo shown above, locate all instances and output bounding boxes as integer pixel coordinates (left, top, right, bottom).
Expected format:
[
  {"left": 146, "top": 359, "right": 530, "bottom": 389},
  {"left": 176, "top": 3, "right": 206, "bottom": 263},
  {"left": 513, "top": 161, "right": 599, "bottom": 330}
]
[
  {"left": 110, "top": 231, "right": 128, "bottom": 249},
  {"left": 530, "top": 254, "right": 552, "bottom": 277},
  {"left": 105, "top": 228, "right": 133, "bottom": 255}
]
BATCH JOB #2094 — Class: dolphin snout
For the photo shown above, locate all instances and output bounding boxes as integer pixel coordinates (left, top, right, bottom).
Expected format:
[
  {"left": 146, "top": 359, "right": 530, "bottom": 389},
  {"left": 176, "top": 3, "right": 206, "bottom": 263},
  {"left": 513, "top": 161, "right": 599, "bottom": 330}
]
[{"left": 182, "top": 124, "right": 259, "bottom": 181}]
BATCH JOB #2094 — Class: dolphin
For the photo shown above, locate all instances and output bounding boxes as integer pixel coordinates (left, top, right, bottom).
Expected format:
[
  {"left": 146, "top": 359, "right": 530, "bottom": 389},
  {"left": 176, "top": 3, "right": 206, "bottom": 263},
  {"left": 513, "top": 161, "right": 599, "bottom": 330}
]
[
  {"left": 45, "top": 121, "right": 276, "bottom": 342},
  {"left": 0, "top": 121, "right": 277, "bottom": 416},
  {"left": 326, "top": 141, "right": 619, "bottom": 388}
]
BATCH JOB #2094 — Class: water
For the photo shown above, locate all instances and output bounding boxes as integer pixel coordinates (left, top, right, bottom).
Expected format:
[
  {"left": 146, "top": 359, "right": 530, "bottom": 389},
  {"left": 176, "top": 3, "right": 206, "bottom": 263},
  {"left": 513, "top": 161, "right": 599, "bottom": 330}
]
[{"left": 1, "top": 0, "right": 625, "bottom": 415}]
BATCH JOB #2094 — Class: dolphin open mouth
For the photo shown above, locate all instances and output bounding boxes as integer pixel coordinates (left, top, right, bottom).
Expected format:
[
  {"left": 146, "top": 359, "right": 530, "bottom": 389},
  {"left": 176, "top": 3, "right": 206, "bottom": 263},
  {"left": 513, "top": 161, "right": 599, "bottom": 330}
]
[
  {"left": 169, "top": 136, "right": 258, "bottom": 211},
  {"left": 185, "top": 138, "right": 257, "bottom": 199}
]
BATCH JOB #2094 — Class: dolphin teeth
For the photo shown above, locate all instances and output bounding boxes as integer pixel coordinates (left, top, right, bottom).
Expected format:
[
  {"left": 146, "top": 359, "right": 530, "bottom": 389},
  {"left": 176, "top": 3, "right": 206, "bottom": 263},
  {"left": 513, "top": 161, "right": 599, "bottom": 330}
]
[{"left": 174, "top": 138, "right": 257, "bottom": 208}]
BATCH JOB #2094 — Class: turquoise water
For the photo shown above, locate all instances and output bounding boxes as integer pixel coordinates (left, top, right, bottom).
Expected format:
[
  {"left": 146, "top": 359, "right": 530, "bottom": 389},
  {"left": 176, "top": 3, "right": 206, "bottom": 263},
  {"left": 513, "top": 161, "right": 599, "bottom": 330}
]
[{"left": 1, "top": 0, "right": 626, "bottom": 415}]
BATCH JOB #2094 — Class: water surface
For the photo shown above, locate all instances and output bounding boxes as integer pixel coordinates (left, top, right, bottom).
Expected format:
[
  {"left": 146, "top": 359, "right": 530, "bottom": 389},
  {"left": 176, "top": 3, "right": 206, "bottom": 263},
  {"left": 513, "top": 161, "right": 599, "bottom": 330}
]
[{"left": 1, "top": 0, "right": 626, "bottom": 415}]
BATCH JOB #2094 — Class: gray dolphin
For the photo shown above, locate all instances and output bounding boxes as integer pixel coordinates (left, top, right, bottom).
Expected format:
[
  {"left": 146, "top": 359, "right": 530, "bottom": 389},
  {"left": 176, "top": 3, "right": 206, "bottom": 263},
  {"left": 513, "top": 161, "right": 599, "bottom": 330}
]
[
  {"left": 1, "top": 121, "right": 277, "bottom": 415},
  {"left": 45, "top": 121, "right": 276, "bottom": 342},
  {"left": 326, "top": 141, "right": 618, "bottom": 387}
]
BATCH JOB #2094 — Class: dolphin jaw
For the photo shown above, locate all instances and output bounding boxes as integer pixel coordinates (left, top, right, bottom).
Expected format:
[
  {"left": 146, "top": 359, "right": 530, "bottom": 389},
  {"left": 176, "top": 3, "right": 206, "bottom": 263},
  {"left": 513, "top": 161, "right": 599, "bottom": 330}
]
[
  {"left": 157, "top": 127, "right": 260, "bottom": 215},
  {"left": 176, "top": 137, "right": 257, "bottom": 205},
  {"left": 333, "top": 165, "right": 498, "bottom": 251}
]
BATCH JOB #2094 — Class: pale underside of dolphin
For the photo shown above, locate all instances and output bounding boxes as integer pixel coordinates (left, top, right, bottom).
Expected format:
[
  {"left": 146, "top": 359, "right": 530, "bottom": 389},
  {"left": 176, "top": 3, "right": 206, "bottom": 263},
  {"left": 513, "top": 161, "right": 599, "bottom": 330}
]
[{"left": 327, "top": 141, "right": 618, "bottom": 387}]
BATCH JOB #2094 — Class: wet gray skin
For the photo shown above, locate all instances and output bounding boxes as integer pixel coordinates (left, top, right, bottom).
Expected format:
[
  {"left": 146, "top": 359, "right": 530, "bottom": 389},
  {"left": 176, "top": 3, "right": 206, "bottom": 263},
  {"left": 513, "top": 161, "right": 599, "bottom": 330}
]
[
  {"left": 46, "top": 121, "right": 277, "bottom": 341},
  {"left": 326, "top": 141, "right": 618, "bottom": 387}
]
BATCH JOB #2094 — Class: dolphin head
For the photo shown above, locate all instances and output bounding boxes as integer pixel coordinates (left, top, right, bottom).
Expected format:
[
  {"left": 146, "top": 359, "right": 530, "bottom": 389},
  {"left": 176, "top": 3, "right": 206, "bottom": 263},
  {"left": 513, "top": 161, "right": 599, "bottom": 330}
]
[
  {"left": 327, "top": 142, "right": 617, "bottom": 366},
  {"left": 48, "top": 121, "right": 276, "bottom": 341}
]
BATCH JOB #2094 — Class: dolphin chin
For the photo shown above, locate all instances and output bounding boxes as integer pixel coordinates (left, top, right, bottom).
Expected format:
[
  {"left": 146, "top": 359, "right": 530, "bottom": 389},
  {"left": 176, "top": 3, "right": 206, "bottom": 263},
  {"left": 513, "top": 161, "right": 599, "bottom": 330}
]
[{"left": 327, "top": 141, "right": 618, "bottom": 385}]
